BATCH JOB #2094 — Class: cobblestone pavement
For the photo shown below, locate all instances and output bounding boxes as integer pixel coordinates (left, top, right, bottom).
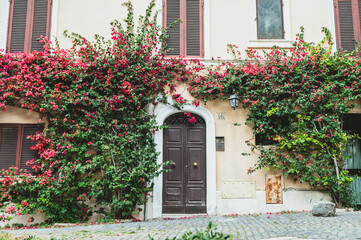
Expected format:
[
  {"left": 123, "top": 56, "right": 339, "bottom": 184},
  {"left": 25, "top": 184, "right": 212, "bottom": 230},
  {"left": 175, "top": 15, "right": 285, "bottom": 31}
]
[{"left": 3, "top": 211, "right": 361, "bottom": 240}]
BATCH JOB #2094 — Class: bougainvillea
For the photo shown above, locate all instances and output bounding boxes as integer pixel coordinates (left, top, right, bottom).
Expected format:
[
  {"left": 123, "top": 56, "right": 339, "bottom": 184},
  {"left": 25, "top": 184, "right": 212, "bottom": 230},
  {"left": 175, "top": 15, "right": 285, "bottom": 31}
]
[
  {"left": 0, "top": 1, "right": 188, "bottom": 222},
  {"left": 0, "top": 1, "right": 360, "bottom": 223},
  {"left": 189, "top": 28, "right": 360, "bottom": 207}
]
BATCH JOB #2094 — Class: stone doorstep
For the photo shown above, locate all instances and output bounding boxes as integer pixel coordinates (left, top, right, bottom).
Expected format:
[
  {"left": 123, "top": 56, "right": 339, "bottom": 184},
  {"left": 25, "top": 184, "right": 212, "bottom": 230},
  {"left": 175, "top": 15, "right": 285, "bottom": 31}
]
[{"left": 161, "top": 214, "right": 208, "bottom": 219}]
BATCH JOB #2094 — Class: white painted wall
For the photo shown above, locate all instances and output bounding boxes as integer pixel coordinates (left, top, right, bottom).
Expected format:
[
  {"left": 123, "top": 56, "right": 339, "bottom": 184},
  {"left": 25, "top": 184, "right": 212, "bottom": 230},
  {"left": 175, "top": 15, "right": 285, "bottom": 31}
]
[{"left": 219, "top": 190, "right": 331, "bottom": 215}]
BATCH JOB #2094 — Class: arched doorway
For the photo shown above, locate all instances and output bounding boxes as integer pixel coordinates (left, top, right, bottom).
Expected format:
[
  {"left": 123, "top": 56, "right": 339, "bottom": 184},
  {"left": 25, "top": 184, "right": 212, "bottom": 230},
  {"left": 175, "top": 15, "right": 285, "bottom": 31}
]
[{"left": 162, "top": 112, "right": 207, "bottom": 214}]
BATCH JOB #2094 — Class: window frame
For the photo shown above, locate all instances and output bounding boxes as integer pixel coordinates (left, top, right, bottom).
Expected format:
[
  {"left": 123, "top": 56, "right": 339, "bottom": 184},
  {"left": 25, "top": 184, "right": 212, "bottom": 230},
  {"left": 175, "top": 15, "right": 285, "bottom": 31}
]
[
  {"left": 334, "top": 0, "right": 361, "bottom": 56},
  {"left": 163, "top": 0, "right": 204, "bottom": 58},
  {"left": 6, "top": 0, "right": 52, "bottom": 53},
  {"left": 0, "top": 124, "right": 41, "bottom": 172},
  {"left": 256, "top": 0, "right": 285, "bottom": 40}
]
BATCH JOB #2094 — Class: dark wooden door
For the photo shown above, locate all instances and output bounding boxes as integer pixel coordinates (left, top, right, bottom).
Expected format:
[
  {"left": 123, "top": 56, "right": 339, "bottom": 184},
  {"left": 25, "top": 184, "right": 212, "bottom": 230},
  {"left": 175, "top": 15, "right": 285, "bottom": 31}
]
[{"left": 162, "top": 113, "right": 206, "bottom": 214}]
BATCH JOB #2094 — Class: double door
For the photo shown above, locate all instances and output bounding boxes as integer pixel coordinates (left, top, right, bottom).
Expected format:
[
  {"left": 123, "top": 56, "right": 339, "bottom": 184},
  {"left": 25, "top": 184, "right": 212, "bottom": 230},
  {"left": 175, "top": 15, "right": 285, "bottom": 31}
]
[{"left": 162, "top": 113, "right": 206, "bottom": 213}]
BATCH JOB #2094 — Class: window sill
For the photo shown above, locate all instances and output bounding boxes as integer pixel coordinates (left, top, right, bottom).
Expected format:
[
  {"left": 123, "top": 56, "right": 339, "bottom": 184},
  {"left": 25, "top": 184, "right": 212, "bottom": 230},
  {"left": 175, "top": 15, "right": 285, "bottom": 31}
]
[{"left": 248, "top": 40, "right": 294, "bottom": 49}]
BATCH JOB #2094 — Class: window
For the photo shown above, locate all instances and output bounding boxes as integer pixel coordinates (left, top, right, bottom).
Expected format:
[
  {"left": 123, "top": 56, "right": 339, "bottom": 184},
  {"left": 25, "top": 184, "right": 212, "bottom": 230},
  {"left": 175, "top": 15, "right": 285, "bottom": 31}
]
[
  {"left": 163, "top": 0, "right": 204, "bottom": 57},
  {"left": 0, "top": 125, "right": 41, "bottom": 173},
  {"left": 6, "top": 0, "right": 52, "bottom": 53},
  {"left": 257, "top": 0, "right": 284, "bottom": 39},
  {"left": 334, "top": 0, "right": 361, "bottom": 55},
  {"left": 342, "top": 114, "right": 361, "bottom": 205}
]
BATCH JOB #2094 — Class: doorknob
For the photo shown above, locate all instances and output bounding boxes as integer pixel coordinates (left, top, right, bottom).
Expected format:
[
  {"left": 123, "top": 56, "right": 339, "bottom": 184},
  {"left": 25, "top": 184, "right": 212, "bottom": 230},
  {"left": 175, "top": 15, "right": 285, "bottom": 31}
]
[
  {"left": 193, "top": 162, "right": 198, "bottom": 167},
  {"left": 171, "top": 162, "right": 176, "bottom": 167}
]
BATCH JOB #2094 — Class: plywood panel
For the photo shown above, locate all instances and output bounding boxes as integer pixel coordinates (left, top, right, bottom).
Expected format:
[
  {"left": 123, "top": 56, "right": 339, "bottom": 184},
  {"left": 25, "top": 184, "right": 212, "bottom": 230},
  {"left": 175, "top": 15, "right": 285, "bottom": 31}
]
[{"left": 266, "top": 175, "right": 283, "bottom": 204}]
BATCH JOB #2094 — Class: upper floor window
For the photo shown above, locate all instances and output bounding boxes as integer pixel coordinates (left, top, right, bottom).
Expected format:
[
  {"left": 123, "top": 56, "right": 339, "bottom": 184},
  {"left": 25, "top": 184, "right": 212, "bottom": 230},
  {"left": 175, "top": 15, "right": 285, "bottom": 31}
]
[
  {"left": 163, "top": 0, "right": 204, "bottom": 58},
  {"left": 0, "top": 124, "right": 41, "bottom": 173},
  {"left": 257, "top": 0, "right": 284, "bottom": 39},
  {"left": 7, "top": 0, "right": 52, "bottom": 53},
  {"left": 334, "top": 0, "right": 361, "bottom": 55}
]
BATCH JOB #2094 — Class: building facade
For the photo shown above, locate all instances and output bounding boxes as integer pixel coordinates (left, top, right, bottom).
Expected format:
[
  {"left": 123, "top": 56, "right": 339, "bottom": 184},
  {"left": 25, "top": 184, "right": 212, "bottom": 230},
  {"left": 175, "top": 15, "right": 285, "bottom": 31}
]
[{"left": 0, "top": 0, "right": 360, "bottom": 219}]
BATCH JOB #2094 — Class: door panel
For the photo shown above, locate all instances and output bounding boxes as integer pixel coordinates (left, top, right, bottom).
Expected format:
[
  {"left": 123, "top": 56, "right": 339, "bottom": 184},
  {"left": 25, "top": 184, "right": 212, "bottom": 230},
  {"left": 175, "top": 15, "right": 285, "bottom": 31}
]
[
  {"left": 167, "top": 128, "right": 182, "bottom": 143},
  {"left": 188, "top": 128, "right": 203, "bottom": 143},
  {"left": 163, "top": 113, "right": 206, "bottom": 214},
  {"left": 187, "top": 147, "right": 203, "bottom": 182},
  {"left": 165, "top": 187, "right": 182, "bottom": 202},
  {"left": 165, "top": 147, "right": 183, "bottom": 182},
  {"left": 187, "top": 187, "right": 204, "bottom": 203}
]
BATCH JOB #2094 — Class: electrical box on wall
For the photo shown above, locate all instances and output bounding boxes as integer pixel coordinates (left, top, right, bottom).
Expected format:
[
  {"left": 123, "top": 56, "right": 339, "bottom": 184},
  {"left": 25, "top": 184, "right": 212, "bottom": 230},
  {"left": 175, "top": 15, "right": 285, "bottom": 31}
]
[{"left": 216, "top": 137, "right": 225, "bottom": 151}]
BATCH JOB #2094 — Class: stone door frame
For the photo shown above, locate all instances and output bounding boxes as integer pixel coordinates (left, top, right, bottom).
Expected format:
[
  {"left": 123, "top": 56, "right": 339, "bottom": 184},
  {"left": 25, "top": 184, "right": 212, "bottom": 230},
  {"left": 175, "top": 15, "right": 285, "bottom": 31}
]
[{"left": 153, "top": 104, "right": 216, "bottom": 218}]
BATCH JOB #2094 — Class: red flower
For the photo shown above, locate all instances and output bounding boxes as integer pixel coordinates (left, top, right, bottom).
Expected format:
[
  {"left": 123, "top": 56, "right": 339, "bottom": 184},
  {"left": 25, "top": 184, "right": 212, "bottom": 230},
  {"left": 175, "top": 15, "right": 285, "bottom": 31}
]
[{"left": 188, "top": 117, "right": 196, "bottom": 124}]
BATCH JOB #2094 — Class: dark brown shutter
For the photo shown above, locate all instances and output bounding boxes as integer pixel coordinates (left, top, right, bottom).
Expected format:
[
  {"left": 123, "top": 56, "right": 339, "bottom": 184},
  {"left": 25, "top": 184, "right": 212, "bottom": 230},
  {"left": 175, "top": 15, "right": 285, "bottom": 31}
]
[
  {"left": 9, "top": 0, "right": 28, "bottom": 53},
  {"left": 186, "top": 0, "right": 200, "bottom": 56},
  {"left": 31, "top": 0, "right": 49, "bottom": 52},
  {"left": 339, "top": 1, "right": 356, "bottom": 52},
  {"left": 166, "top": 0, "right": 181, "bottom": 55},
  {"left": 20, "top": 127, "right": 40, "bottom": 173},
  {"left": 0, "top": 127, "right": 18, "bottom": 170}
]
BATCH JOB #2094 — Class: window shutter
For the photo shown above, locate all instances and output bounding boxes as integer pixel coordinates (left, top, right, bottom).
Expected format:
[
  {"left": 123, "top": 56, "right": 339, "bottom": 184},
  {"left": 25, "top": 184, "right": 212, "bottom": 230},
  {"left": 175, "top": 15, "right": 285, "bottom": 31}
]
[
  {"left": 9, "top": 0, "right": 28, "bottom": 53},
  {"left": 186, "top": 0, "right": 200, "bottom": 56},
  {"left": 31, "top": 0, "right": 49, "bottom": 52},
  {"left": 338, "top": 1, "right": 356, "bottom": 52},
  {"left": 0, "top": 127, "right": 19, "bottom": 170},
  {"left": 166, "top": 0, "right": 181, "bottom": 55},
  {"left": 20, "top": 127, "right": 40, "bottom": 173}
]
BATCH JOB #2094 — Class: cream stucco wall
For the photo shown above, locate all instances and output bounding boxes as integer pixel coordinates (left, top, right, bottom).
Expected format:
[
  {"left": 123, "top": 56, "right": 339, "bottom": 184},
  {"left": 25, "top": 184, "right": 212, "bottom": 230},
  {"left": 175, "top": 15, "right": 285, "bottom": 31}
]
[
  {"left": 198, "top": 97, "right": 312, "bottom": 192},
  {"left": 54, "top": 0, "right": 151, "bottom": 50},
  {"left": 0, "top": 107, "right": 40, "bottom": 124},
  {"left": 52, "top": 0, "right": 335, "bottom": 59},
  {"left": 149, "top": 80, "right": 326, "bottom": 219},
  {"left": 0, "top": 0, "right": 337, "bottom": 57},
  {"left": 172, "top": 82, "right": 311, "bottom": 192},
  {"left": 289, "top": 0, "right": 332, "bottom": 43}
]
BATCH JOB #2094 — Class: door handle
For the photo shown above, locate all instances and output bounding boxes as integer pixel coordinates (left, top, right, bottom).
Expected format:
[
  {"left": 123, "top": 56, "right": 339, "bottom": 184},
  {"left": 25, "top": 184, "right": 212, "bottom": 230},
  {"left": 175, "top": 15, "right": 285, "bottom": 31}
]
[{"left": 194, "top": 162, "right": 198, "bottom": 167}]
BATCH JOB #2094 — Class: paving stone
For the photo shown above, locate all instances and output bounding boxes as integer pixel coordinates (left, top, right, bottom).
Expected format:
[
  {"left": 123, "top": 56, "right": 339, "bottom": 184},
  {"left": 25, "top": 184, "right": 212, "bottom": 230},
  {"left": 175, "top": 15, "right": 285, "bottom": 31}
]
[{"left": 2, "top": 211, "right": 361, "bottom": 239}]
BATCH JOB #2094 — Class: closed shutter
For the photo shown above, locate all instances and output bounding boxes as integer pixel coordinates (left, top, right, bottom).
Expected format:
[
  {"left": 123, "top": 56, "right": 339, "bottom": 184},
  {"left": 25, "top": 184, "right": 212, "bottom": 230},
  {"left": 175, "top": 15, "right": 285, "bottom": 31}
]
[
  {"left": 9, "top": 0, "right": 28, "bottom": 53},
  {"left": 338, "top": 1, "right": 356, "bottom": 52},
  {"left": 31, "top": 0, "right": 49, "bottom": 52},
  {"left": 186, "top": 0, "right": 200, "bottom": 56},
  {"left": 20, "top": 126, "right": 40, "bottom": 173},
  {"left": 345, "top": 137, "right": 361, "bottom": 169},
  {"left": 166, "top": 0, "right": 181, "bottom": 55},
  {"left": 0, "top": 127, "right": 19, "bottom": 170},
  {"left": 351, "top": 176, "right": 361, "bottom": 204}
]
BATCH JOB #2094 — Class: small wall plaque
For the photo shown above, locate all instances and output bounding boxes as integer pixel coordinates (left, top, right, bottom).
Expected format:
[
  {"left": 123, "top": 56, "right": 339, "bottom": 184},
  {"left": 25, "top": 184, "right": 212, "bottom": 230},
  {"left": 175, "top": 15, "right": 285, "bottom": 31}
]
[{"left": 216, "top": 112, "right": 226, "bottom": 120}]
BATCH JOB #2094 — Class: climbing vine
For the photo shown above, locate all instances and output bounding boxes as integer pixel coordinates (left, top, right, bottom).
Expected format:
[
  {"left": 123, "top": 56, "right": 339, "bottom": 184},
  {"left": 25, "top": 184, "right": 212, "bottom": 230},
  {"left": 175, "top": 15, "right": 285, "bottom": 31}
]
[
  {"left": 0, "top": 1, "right": 188, "bottom": 222},
  {"left": 189, "top": 28, "right": 361, "bottom": 207},
  {"left": 0, "top": 0, "right": 359, "bottom": 223}
]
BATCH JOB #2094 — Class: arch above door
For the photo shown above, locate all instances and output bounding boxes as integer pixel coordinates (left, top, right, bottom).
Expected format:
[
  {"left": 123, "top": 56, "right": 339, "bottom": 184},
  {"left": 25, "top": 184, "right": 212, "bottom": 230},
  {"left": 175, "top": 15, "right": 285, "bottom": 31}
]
[{"left": 152, "top": 104, "right": 216, "bottom": 218}]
